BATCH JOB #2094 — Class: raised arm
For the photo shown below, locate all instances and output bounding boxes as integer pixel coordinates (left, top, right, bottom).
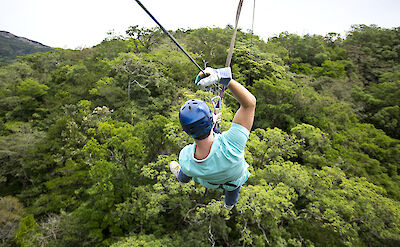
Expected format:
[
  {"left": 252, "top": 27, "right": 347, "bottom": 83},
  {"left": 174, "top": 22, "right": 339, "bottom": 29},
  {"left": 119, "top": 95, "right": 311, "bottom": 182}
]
[
  {"left": 196, "top": 67, "right": 256, "bottom": 131},
  {"left": 227, "top": 79, "right": 256, "bottom": 131}
]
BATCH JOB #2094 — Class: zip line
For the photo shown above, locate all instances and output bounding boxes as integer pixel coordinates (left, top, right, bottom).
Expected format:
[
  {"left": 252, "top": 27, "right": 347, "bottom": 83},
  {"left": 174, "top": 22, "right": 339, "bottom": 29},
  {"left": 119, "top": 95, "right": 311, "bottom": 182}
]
[
  {"left": 134, "top": 0, "right": 246, "bottom": 134},
  {"left": 133, "top": 0, "right": 205, "bottom": 74},
  {"left": 213, "top": 0, "right": 244, "bottom": 134}
]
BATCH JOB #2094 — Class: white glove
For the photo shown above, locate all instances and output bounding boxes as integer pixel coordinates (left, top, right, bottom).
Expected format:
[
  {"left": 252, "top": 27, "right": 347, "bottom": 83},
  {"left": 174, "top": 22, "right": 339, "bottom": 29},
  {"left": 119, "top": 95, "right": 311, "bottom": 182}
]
[
  {"left": 195, "top": 67, "right": 219, "bottom": 89},
  {"left": 195, "top": 67, "right": 232, "bottom": 90}
]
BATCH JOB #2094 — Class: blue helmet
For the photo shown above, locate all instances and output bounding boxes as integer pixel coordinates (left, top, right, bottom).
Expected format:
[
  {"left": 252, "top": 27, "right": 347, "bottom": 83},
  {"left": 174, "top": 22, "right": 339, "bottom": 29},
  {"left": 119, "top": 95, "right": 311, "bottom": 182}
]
[{"left": 179, "top": 99, "right": 213, "bottom": 139}]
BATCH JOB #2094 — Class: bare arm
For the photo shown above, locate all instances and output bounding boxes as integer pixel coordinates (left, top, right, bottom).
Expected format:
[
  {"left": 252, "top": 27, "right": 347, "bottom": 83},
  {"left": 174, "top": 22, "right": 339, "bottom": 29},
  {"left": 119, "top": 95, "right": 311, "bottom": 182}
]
[
  {"left": 227, "top": 79, "right": 256, "bottom": 131},
  {"left": 196, "top": 68, "right": 256, "bottom": 131}
]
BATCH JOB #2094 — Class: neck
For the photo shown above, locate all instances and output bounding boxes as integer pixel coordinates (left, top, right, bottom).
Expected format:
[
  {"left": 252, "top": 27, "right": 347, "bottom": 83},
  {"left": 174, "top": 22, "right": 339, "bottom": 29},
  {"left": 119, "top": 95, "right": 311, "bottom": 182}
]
[{"left": 194, "top": 132, "right": 214, "bottom": 160}]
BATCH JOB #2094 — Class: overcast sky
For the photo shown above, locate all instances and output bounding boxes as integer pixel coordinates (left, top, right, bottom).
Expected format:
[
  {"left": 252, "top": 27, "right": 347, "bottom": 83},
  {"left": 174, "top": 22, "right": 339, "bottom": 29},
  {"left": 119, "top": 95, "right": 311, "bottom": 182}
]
[{"left": 1, "top": 0, "right": 399, "bottom": 49}]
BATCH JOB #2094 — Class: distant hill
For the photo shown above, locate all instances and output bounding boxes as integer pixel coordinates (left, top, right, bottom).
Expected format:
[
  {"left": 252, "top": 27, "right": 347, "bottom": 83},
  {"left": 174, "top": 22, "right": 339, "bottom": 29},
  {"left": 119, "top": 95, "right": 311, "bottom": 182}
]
[{"left": 0, "top": 31, "right": 53, "bottom": 64}]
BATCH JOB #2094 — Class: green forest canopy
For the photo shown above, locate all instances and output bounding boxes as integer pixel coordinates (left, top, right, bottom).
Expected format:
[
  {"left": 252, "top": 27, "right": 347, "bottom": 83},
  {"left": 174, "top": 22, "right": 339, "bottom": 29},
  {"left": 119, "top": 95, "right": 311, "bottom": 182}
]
[{"left": 0, "top": 24, "right": 399, "bottom": 246}]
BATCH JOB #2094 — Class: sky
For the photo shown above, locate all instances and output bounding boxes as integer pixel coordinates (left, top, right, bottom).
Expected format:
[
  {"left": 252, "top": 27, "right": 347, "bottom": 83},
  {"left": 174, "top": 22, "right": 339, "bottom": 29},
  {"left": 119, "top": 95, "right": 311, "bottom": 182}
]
[{"left": 0, "top": 0, "right": 399, "bottom": 49}]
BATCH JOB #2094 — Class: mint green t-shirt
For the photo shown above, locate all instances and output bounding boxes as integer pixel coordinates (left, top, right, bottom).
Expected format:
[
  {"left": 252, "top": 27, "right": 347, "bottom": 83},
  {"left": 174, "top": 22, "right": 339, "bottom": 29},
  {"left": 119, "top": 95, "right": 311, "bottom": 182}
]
[{"left": 179, "top": 123, "right": 251, "bottom": 191}]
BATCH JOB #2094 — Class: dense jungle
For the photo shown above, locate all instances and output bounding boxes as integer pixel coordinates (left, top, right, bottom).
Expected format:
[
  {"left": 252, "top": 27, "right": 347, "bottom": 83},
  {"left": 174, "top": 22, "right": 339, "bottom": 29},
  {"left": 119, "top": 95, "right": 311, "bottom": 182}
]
[{"left": 0, "top": 24, "right": 399, "bottom": 246}]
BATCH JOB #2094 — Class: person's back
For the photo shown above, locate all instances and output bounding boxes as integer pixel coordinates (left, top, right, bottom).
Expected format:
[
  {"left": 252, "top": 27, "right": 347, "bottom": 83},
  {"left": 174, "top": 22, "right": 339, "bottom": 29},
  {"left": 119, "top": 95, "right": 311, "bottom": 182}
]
[
  {"left": 179, "top": 122, "right": 250, "bottom": 189},
  {"left": 170, "top": 67, "right": 256, "bottom": 209}
]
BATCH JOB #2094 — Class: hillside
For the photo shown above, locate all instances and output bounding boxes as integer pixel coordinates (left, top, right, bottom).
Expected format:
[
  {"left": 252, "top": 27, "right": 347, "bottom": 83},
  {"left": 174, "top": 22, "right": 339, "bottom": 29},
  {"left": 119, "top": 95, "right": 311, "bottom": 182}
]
[
  {"left": 0, "top": 31, "right": 52, "bottom": 64},
  {"left": 0, "top": 25, "right": 399, "bottom": 247}
]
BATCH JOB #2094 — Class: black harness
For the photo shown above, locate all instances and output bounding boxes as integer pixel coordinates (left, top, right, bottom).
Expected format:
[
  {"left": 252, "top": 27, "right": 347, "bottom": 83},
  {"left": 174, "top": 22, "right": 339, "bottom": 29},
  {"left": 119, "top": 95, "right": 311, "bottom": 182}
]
[
  {"left": 202, "top": 181, "right": 238, "bottom": 203},
  {"left": 208, "top": 181, "right": 237, "bottom": 189}
]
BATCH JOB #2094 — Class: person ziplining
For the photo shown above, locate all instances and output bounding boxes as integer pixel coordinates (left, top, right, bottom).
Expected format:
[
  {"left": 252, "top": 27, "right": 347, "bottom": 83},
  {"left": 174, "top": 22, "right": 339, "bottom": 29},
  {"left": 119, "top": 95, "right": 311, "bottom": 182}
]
[
  {"left": 170, "top": 68, "right": 256, "bottom": 210},
  {"left": 134, "top": 0, "right": 254, "bottom": 209}
]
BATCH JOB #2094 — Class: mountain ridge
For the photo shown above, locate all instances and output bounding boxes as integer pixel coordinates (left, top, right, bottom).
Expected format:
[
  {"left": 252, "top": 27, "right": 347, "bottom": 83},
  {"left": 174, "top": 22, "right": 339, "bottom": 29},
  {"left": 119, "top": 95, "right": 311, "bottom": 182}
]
[{"left": 0, "top": 30, "right": 53, "bottom": 64}]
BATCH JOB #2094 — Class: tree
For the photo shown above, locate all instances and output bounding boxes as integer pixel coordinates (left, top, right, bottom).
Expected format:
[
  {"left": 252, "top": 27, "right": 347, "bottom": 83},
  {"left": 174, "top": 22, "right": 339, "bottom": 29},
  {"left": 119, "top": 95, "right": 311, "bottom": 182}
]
[
  {"left": 232, "top": 46, "right": 286, "bottom": 86},
  {"left": 344, "top": 25, "right": 399, "bottom": 85},
  {"left": 0, "top": 122, "right": 44, "bottom": 195},
  {"left": 270, "top": 32, "right": 330, "bottom": 66},
  {"left": 0, "top": 196, "right": 24, "bottom": 246},
  {"left": 352, "top": 81, "right": 400, "bottom": 138},
  {"left": 111, "top": 233, "right": 181, "bottom": 247},
  {"left": 126, "top": 25, "right": 163, "bottom": 52},
  {"left": 15, "top": 214, "right": 38, "bottom": 247}
]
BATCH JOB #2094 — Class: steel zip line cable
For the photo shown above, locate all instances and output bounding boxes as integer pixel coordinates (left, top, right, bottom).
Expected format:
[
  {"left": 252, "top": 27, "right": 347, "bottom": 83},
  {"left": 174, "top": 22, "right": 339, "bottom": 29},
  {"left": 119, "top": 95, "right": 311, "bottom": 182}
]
[{"left": 134, "top": 0, "right": 205, "bottom": 74}]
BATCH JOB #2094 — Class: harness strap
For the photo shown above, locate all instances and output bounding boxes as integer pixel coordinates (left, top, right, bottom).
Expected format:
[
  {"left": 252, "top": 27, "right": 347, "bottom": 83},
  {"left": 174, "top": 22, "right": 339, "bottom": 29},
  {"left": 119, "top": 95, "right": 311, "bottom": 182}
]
[
  {"left": 225, "top": 0, "right": 244, "bottom": 68},
  {"left": 251, "top": 0, "right": 256, "bottom": 45},
  {"left": 208, "top": 181, "right": 237, "bottom": 189},
  {"left": 214, "top": 0, "right": 244, "bottom": 134}
]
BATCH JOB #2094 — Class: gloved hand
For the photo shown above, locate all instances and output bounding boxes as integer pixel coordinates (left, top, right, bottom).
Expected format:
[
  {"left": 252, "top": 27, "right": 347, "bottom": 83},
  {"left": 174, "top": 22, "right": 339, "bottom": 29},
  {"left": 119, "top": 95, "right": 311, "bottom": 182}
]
[
  {"left": 213, "top": 112, "right": 222, "bottom": 124},
  {"left": 195, "top": 67, "right": 232, "bottom": 89}
]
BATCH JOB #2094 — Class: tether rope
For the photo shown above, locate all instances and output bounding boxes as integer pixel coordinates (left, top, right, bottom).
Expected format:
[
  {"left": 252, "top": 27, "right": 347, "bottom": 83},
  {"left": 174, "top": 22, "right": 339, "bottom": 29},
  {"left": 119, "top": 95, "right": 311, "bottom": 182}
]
[
  {"left": 251, "top": 0, "right": 256, "bottom": 47},
  {"left": 213, "top": 0, "right": 244, "bottom": 134}
]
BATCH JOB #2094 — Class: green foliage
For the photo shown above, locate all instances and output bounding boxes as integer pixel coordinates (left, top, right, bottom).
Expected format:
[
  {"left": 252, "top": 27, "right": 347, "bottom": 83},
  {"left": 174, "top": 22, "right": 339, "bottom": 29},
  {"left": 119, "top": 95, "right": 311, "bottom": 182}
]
[
  {"left": 317, "top": 60, "right": 347, "bottom": 78},
  {"left": 12, "top": 78, "right": 49, "bottom": 120},
  {"left": 291, "top": 123, "right": 333, "bottom": 169},
  {"left": 352, "top": 81, "right": 400, "bottom": 138},
  {"left": 0, "top": 196, "right": 24, "bottom": 246},
  {"left": 246, "top": 128, "right": 303, "bottom": 168},
  {"left": 0, "top": 122, "right": 44, "bottom": 195},
  {"left": 344, "top": 25, "right": 400, "bottom": 84},
  {"left": 306, "top": 167, "right": 400, "bottom": 246},
  {"left": 371, "top": 105, "right": 400, "bottom": 137},
  {"left": 0, "top": 25, "right": 399, "bottom": 247},
  {"left": 89, "top": 77, "right": 125, "bottom": 108},
  {"left": 126, "top": 25, "right": 163, "bottom": 52},
  {"left": 15, "top": 214, "right": 39, "bottom": 247},
  {"left": 330, "top": 123, "right": 400, "bottom": 200},
  {"left": 0, "top": 74, "right": 49, "bottom": 121},
  {"left": 233, "top": 46, "right": 286, "bottom": 86},
  {"left": 111, "top": 233, "right": 181, "bottom": 247},
  {"left": 250, "top": 78, "right": 300, "bottom": 130},
  {"left": 180, "top": 27, "right": 231, "bottom": 67},
  {"left": 270, "top": 32, "right": 330, "bottom": 66}
]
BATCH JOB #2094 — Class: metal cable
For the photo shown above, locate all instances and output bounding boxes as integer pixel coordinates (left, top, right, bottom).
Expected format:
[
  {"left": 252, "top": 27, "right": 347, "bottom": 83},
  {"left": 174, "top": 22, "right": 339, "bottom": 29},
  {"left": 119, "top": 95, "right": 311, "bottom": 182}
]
[{"left": 134, "top": 0, "right": 205, "bottom": 74}]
